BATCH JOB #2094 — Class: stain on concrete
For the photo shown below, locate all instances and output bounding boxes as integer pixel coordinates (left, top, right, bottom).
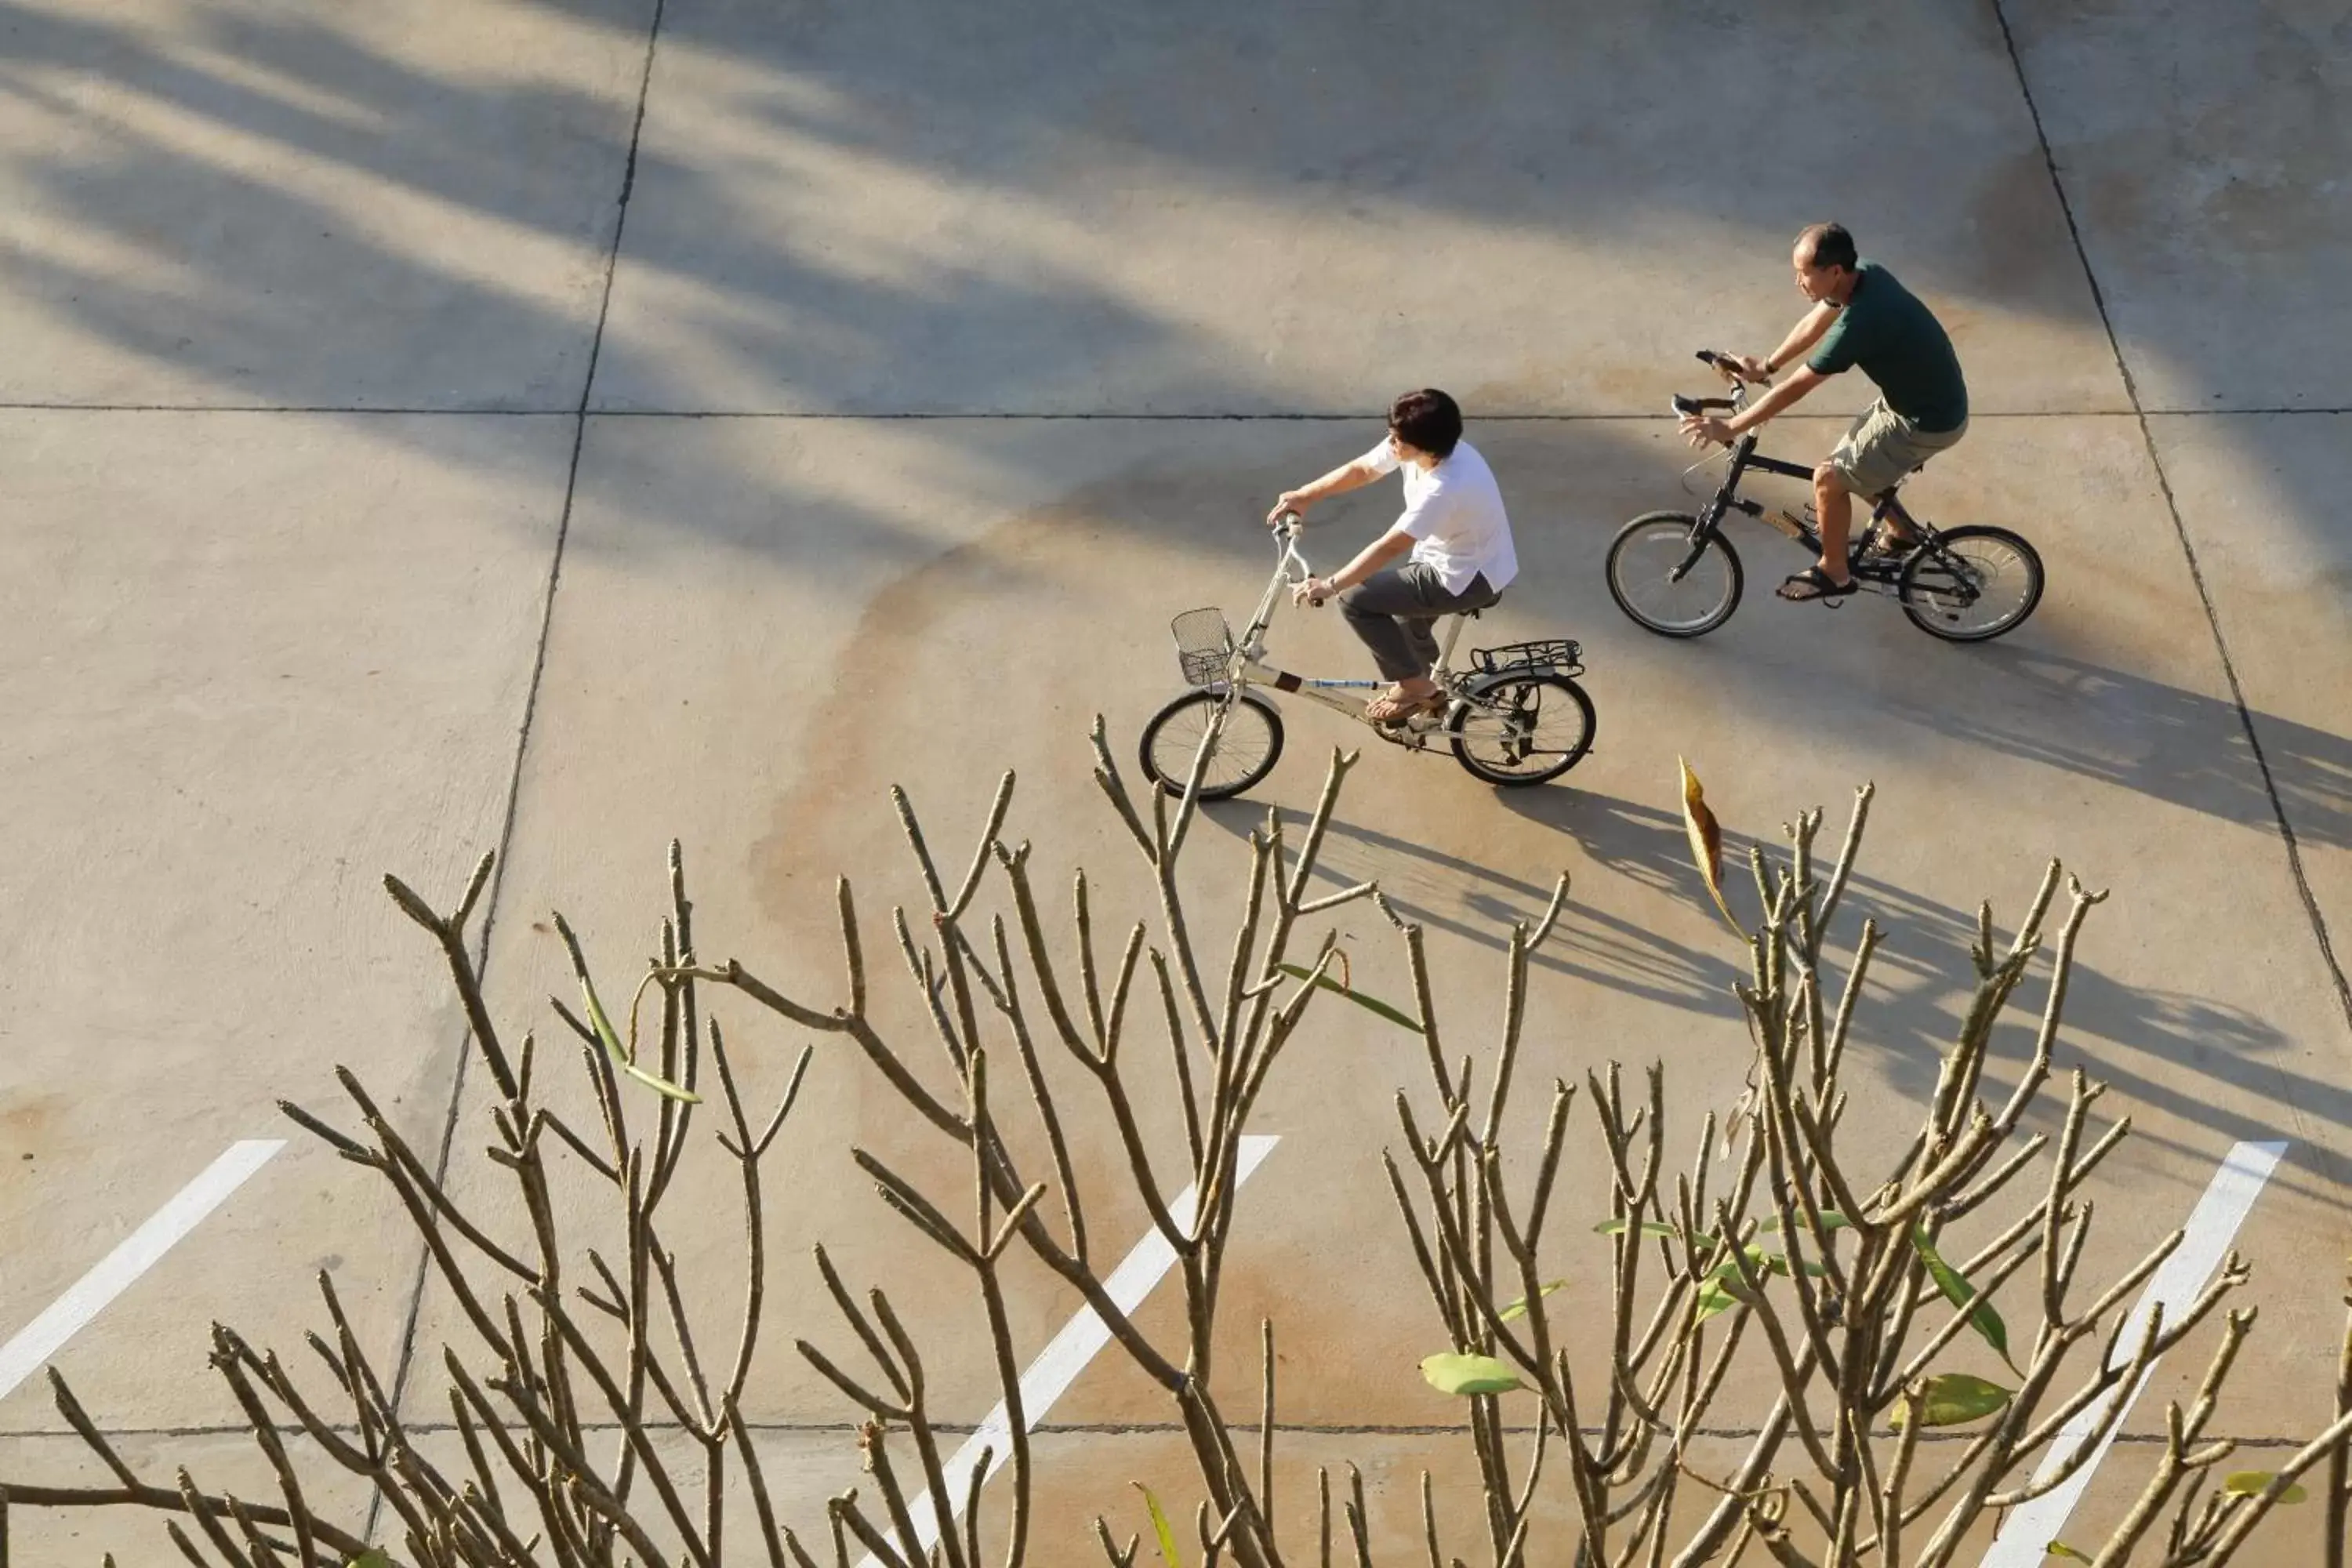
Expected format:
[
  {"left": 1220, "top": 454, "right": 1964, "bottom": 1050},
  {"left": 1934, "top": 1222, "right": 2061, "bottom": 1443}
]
[
  {"left": 749, "top": 460, "right": 1207, "bottom": 932},
  {"left": 0, "top": 1090, "right": 66, "bottom": 1163}
]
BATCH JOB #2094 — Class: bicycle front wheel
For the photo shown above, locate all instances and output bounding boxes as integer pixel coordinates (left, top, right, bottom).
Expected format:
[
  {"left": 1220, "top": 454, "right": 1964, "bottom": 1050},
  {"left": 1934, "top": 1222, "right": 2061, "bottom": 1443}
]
[
  {"left": 1448, "top": 673, "right": 1596, "bottom": 786},
  {"left": 1138, "top": 688, "right": 1285, "bottom": 800},
  {"left": 1607, "top": 512, "right": 1744, "bottom": 637},
  {"left": 1898, "top": 525, "right": 2044, "bottom": 641}
]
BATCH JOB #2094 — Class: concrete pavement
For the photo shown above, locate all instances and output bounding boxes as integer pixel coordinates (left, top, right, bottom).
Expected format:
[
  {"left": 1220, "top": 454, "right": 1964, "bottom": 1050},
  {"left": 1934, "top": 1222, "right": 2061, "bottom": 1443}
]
[{"left": 2, "top": 0, "right": 2347, "bottom": 1559}]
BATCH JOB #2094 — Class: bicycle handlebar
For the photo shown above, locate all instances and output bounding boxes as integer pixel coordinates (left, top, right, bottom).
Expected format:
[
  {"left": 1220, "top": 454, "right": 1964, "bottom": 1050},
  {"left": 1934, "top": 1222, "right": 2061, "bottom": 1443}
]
[
  {"left": 1267, "top": 510, "right": 1323, "bottom": 604},
  {"left": 1672, "top": 350, "right": 1761, "bottom": 423},
  {"left": 1695, "top": 348, "right": 1769, "bottom": 386}
]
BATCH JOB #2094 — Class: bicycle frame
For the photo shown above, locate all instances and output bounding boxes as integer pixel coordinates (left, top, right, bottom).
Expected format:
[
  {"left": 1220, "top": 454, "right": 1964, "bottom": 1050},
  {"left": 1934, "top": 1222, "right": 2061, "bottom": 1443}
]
[
  {"left": 1685, "top": 442, "right": 1936, "bottom": 585},
  {"left": 1214, "top": 521, "right": 1479, "bottom": 727},
  {"left": 1167, "top": 517, "right": 1590, "bottom": 757},
  {"left": 1671, "top": 375, "right": 1968, "bottom": 592}
]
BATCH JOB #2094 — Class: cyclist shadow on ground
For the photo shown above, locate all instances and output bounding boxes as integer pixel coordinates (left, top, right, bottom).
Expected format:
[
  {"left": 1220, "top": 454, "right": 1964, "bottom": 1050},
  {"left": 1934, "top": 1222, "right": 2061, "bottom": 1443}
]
[
  {"left": 1194, "top": 797, "right": 1745, "bottom": 1016},
  {"left": 1495, "top": 786, "right": 2343, "bottom": 1198},
  {"left": 1207, "top": 785, "right": 2339, "bottom": 1206},
  {"left": 1941, "top": 644, "right": 2352, "bottom": 851}
]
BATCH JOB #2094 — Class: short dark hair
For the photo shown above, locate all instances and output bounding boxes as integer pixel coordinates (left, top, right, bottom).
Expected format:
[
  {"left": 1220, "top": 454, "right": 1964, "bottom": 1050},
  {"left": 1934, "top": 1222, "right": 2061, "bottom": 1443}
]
[
  {"left": 1798, "top": 222, "right": 1858, "bottom": 272},
  {"left": 1388, "top": 388, "right": 1463, "bottom": 458}
]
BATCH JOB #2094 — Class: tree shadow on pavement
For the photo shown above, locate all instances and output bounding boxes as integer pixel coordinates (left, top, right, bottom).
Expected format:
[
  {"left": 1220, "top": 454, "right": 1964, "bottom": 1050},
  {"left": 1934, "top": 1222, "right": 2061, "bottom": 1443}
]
[
  {"left": 1218, "top": 783, "right": 2334, "bottom": 1207},
  {"left": 1952, "top": 644, "right": 2352, "bottom": 850}
]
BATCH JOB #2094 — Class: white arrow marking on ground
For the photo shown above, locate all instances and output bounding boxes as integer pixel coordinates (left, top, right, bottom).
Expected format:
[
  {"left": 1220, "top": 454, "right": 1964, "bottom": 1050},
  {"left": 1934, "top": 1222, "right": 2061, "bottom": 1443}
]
[
  {"left": 0, "top": 1138, "right": 287, "bottom": 1403},
  {"left": 857, "top": 1134, "right": 1280, "bottom": 1568},
  {"left": 1982, "top": 1138, "right": 2288, "bottom": 1566}
]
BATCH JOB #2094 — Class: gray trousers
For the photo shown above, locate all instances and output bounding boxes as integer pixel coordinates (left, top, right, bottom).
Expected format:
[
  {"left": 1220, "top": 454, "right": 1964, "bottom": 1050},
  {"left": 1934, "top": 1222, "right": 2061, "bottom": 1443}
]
[{"left": 1339, "top": 564, "right": 1501, "bottom": 682}]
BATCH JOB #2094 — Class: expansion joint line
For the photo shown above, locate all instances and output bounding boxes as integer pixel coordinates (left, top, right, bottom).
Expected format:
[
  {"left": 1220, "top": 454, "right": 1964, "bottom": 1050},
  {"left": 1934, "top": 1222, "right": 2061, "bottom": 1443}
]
[
  {"left": 1987, "top": 0, "right": 2352, "bottom": 1059},
  {"left": 361, "top": 0, "right": 671, "bottom": 1545}
]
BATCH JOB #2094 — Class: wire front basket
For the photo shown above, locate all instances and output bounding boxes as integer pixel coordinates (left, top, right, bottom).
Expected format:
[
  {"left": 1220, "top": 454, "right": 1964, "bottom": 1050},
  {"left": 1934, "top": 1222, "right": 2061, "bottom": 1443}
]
[
  {"left": 1471, "top": 637, "right": 1582, "bottom": 677},
  {"left": 1171, "top": 607, "right": 1234, "bottom": 687}
]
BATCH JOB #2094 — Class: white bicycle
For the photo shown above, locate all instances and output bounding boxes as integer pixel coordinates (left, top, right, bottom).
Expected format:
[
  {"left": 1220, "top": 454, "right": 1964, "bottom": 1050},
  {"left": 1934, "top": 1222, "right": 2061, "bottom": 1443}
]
[{"left": 1138, "top": 514, "right": 1598, "bottom": 799}]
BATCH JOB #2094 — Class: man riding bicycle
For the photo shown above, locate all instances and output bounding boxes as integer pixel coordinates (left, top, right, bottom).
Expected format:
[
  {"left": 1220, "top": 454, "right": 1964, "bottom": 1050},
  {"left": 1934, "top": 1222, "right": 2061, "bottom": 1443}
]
[
  {"left": 1678, "top": 223, "right": 1970, "bottom": 603},
  {"left": 1266, "top": 388, "right": 1519, "bottom": 724}
]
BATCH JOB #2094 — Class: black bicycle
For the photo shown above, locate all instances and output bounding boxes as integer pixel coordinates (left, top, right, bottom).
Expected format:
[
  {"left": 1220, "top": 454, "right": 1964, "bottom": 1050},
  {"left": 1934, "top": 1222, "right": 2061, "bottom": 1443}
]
[{"left": 1605, "top": 351, "right": 2044, "bottom": 641}]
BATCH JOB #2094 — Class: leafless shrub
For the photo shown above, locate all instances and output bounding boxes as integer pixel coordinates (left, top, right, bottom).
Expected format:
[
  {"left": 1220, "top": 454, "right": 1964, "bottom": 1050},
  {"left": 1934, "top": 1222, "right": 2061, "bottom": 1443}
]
[{"left": 1, "top": 724, "right": 2344, "bottom": 1568}]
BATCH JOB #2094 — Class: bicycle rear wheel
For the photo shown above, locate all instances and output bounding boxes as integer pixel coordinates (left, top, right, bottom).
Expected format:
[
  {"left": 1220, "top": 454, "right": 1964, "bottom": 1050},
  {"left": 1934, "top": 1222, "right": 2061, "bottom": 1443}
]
[
  {"left": 1138, "top": 688, "right": 1285, "bottom": 800},
  {"left": 1898, "top": 525, "right": 2043, "bottom": 641},
  {"left": 1447, "top": 673, "right": 1596, "bottom": 786},
  {"left": 1607, "top": 512, "right": 1744, "bottom": 637}
]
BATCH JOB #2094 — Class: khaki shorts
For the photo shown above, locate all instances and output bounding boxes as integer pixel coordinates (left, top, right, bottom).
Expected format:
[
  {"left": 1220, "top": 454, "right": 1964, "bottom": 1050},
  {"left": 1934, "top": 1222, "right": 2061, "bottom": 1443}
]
[{"left": 1827, "top": 398, "right": 1967, "bottom": 498}]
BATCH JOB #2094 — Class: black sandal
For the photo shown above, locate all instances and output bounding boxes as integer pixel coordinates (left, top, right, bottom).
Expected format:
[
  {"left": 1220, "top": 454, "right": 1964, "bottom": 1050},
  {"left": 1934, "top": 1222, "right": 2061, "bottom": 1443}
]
[{"left": 1778, "top": 566, "right": 1857, "bottom": 604}]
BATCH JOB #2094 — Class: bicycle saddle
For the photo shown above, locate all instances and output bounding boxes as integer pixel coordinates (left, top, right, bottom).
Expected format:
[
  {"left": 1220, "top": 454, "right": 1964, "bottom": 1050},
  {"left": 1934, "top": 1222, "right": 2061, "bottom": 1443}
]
[{"left": 1868, "top": 466, "right": 1928, "bottom": 503}]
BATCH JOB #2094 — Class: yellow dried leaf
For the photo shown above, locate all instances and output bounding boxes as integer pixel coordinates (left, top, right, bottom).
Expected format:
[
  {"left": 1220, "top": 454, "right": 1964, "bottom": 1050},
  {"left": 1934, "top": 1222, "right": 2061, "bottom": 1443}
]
[{"left": 1678, "top": 758, "right": 1741, "bottom": 935}]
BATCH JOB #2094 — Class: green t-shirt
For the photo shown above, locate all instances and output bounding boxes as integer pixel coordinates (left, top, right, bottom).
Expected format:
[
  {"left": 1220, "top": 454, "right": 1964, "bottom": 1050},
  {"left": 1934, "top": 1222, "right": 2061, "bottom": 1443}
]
[{"left": 1806, "top": 261, "right": 1969, "bottom": 433}]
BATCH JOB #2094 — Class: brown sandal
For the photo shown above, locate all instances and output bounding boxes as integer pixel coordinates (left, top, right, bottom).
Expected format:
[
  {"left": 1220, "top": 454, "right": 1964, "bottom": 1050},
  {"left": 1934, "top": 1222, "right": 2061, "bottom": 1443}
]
[{"left": 1365, "top": 688, "right": 1443, "bottom": 724}]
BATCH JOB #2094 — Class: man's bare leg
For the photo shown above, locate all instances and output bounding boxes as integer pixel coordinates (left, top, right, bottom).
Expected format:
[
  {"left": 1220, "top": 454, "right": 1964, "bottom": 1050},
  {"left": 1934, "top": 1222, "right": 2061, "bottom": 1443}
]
[{"left": 1811, "top": 460, "right": 1856, "bottom": 586}]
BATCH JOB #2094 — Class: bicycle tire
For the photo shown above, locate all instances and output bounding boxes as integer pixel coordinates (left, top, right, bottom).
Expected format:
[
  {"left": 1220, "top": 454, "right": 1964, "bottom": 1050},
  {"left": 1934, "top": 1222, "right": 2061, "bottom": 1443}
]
[
  {"left": 1138, "top": 688, "right": 1285, "bottom": 800},
  {"left": 1897, "top": 525, "right": 2044, "bottom": 642},
  {"left": 1447, "top": 672, "right": 1597, "bottom": 786},
  {"left": 1606, "top": 511, "right": 1744, "bottom": 638}
]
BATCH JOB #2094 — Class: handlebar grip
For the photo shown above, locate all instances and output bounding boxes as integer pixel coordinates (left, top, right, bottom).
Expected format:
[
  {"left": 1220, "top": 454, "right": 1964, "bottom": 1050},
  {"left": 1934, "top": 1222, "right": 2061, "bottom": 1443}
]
[{"left": 1696, "top": 349, "right": 1722, "bottom": 366}]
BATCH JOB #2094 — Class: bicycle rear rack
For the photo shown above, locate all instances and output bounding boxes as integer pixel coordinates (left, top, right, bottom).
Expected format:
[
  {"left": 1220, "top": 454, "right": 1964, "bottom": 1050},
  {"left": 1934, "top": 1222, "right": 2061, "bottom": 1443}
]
[
  {"left": 1170, "top": 608, "right": 1233, "bottom": 687},
  {"left": 1471, "top": 637, "right": 1582, "bottom": 677}
]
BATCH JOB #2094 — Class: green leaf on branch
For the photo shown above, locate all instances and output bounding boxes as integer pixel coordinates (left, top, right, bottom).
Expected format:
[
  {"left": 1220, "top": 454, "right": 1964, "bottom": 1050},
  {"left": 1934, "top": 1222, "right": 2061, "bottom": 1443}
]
[
  {"left": 1598, "top": 1218, "right": 1828, "bottom": 1283},
  {"left": 1273, "top": 963, "right": 1423, "bottom": 1033},
  {"left": 2044, "top": 1544, "right": 2092, "bottom": 1563},
  {"left": 574, "top": 964, "right": 700, "bottom": 1105},
  {"left": 347, "top": 1554, "right": 394, "bottom": 1568},
  {"left": 1420, "top": 1352, "right": 1524, "bottom": 1396},
  {"left": 1912, "top": 1227, "right": 2014, "bottom": 1372},
  {"left": 1133, "top": 1483, "right": 1185, "bottom": 1566},
  {"left": 1704, "top": 1243, "right": 1769, "bottom": 1283},
  {"left": 1498, "top": 1280, "right": 1568, "bottom": 1323},
  {"left": 2223, "top": 1471, "right": 2308, "bottom": 1504},
  {"left": 1893, "top": 1373, "right": 2013, "bottom": 1430},
  {"left": 1693, "top": 1282, "right": 1743, "bottom": 1323},
  {"left": 1761, "top": 1210, "right": 1851, "bottom": 1234}
]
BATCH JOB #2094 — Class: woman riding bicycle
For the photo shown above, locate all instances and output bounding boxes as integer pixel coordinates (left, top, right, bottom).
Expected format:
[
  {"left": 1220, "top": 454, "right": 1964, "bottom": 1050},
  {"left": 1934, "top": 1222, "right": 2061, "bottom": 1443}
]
[{"left": 1265, "top": 389, "right": 1519, "bottom": 724}]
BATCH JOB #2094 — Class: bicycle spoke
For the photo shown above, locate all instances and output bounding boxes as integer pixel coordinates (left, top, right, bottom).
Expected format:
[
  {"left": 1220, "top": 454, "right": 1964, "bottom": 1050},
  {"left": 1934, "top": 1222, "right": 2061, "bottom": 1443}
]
[
  {"left": 1450, "top": 676, "right": 1595, "bottom": 782},
  {"left": 1608, "top": 516, "right": 1740, "bottom": 637},
  {"left": 1144, "top": 691, "right": 1281, "bottom": 796},
  {"left": 1899, "top": 527, "right": 2042, "bottom": 640}
]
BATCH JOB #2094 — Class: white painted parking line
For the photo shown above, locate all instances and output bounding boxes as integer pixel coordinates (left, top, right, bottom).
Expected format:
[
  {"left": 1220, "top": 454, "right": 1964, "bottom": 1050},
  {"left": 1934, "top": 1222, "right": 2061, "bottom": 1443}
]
[
  {"left": 0, "top": 1138, "right": 287, "bottom": 1404},
  {"left": 1983, "top": 1139, "right": 2288, "bottom": 1566},
  {"left": 858, "top": 1134, "right": 1281, "bottom": 1568}
]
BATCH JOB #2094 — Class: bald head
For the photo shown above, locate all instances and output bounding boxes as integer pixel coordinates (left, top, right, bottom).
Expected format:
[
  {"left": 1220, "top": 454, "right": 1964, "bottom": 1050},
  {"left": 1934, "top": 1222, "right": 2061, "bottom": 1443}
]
[
  {"left": 1792, "top": 223, "right": 1860, "bottom": 305},
  {"left": 1795, "top": 222, "right": 1858, "bottom": 272}
]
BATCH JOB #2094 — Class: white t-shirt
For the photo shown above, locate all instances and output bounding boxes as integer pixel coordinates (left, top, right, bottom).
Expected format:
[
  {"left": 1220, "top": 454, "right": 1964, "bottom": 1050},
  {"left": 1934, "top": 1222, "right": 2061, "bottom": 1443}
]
[{"left": 1361, "top": 437, "right": 1519, "bottom": 596}]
